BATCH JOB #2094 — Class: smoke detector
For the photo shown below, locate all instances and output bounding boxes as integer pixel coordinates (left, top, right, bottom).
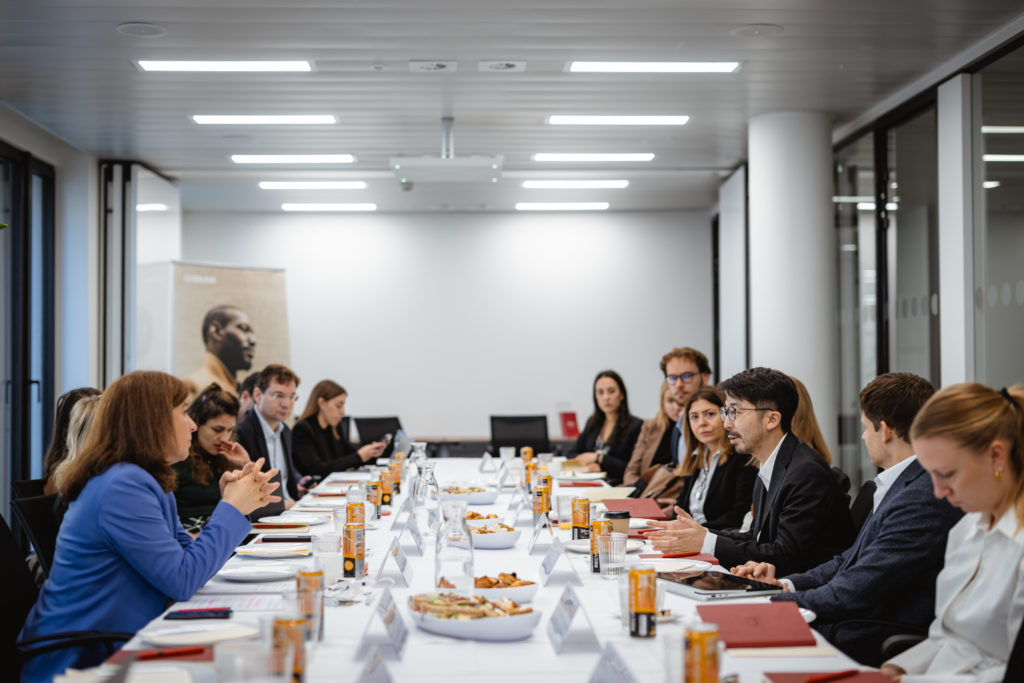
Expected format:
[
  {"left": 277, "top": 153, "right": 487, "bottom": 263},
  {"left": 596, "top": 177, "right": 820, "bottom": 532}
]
[
  {"left": 479, "top": 60, "right": 526, "bottom": 72},
  {"left": 409, "top": 60, "right": 457, "bottom": 72}
]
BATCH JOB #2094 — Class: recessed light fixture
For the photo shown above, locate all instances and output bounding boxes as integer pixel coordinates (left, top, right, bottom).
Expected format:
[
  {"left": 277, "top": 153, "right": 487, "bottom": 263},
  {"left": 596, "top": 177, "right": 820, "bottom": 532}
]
[
  {"left": 259, "top": 181, "right": 367, "bottom": 190},
  {"left": 136, "top": 203, "right": 169, "bottom": 212},
  {"left": 231, "top": 154, "right": 355, "bottom": 164},
  {"left": 984, "top": 154, "right": 1024, "bottom": 162},
  {"left": 115, "top": 23, "right": 168, "bottom": 38},
  {"left": 193, "top": 115, "right": 335, "bottom": 125},
  {"left": 983, "top": 181, "right": 1001, "bottom": 189},
  {"left": 533, "top": 153, "right": 654, "bottom": 162},
  {"left": 514, "top": 202, "right": 610, "bottom": 211},
  {"left": 548, "top": 115, "right": 688, "bottom": 126},
  {"left": 730, "top": 24, "right": 784, "bottom": 38},
  {"left": 522, "top": 180, "right": 629, "bottom": 189},
  {"left": 981, "top": 126, "right": 1024, "bottom": 134},
  {"left": 139, "top": 60, "right": 311, "bottom": 72},
  {"left": 569, "top": 61, "right": 738, "bottom": 73},
  {"left": 281, "top": 203, "right": 377, "bottom": 212}
]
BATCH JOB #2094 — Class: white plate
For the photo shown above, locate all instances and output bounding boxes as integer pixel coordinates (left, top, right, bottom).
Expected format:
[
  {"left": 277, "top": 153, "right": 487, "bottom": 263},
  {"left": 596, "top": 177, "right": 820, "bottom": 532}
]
[
  {"left": 470, "top": 528, "right": 522, "bottom": 549},
  {"left": 465, "top": 516, "right": 504, "bottom": 527},
  {"left": 441, "top": 488, "right": 499, "bottom": 505},
  {"left": 474, "top": 582, "right": 539, "bottom": 603},
  {"left": 217, "top": 563, "right": 298, "bottom": 582},
  {"left": 647, "top": 559, "right": 712, "bottom": 572},
  {"left": 559, "top": 471, "right": 607, "bottom": 480},
  {"left": 294, "top": 498, "right": 349, "bottom": 509},
  {"left": 257, "top": 514, "right": 330, "bottom": 526},
  {"left": 408, "top": 607, "right": 542, "bottom": 641},
  {"left": 234, "top": 543, "right": 310, "bottom": 559},
  {"left": 564, "top": 538, "right": 644, "bottom": 554},
  {"left": 140, "top": 623, "right": 259, "bottom": 647}
]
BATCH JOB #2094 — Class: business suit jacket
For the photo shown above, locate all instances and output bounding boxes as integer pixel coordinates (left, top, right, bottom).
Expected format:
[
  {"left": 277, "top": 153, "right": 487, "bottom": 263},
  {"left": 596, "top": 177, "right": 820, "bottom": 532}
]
[
  {"left": 673, "top": 452, "right": 757, "bottom": 532},
  {"left": 714, "top": 433, "right": 855, "bottom": 575},
  {"left": 235, "top": 408, "right": 300, "bottom": 501},
  {"left": 773, "top": 459, "right": 963, "bottom": 666}
]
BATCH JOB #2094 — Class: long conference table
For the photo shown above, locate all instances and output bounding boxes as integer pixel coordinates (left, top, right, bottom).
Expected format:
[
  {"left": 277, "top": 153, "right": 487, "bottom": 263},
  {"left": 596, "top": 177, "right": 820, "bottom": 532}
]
[{"left": 119, "top": 456, "right": 865, "bottom": 682}]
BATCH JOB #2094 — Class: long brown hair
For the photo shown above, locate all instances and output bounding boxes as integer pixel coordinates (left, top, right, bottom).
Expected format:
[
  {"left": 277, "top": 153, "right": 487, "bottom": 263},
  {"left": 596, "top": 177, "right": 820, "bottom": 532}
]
[
  {"left": 59, "top": 371, "right": 187, "bottom": 501},
  {"left": 912, "top": 383, "right": 1024, "bottom": 528},
  {"left": 789, "top": 376, "right": 832, "bottom": 465},
  {"left": 186, "top": 383, "right": 240, "bottom": 486},
  {"left": 299, "top": 379, "right": 347, "bottom": 437},
  {"left": 582, "top": 370, "right": 635, "bottom": 446},
  {"left": 42, "top": 387, "right": 102, "bottom": 483},
  {"left": 653, "top": 381, "right": 672, "bottom": 433},
  {"left": 676, "top": 385, "right": 734, "bottom": 476}
]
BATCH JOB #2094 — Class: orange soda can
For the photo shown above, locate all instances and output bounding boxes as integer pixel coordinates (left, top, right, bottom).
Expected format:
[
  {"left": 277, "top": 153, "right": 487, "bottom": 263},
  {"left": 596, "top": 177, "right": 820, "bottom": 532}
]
[
  {"left": 520, "top": 446, "right": 534, "bottom": 463},
  {"left": 273, "top": 615, "right": 306, "bottom": 682},
  {"left": 346, "top": 501, "right": 365, "bottom": 525},
  {"left": 571, "top": 498, "right": 591, "bottom": 540},
  {"left": 628, "top": 566, "right": 656, "bottom": 638},
  {"left": 590, "top": 519, "right": 611, "bottom": 573},
  {"left": 368, "top": 480, "right": 382, "bottom": 517},
  {"left": 525, "top": 461, "right": 536, "bottom": 492},
  {"left": 390, "top": 460, "right": 402, "bottom": 494},
  {"left": 537, "top": 474, "right": 552, "bottom": 513},
  {"left": 684, "top": 623, "right": 720, "bottom": 683},
  {"left": 532, "top": 488, "right": 546, "bottom": 515},
  {"left": 380, "top": 470, "right": 394, "bottom": 507},
  {"left": 343, "top": 523, "right": 365, "bottom": 578}
]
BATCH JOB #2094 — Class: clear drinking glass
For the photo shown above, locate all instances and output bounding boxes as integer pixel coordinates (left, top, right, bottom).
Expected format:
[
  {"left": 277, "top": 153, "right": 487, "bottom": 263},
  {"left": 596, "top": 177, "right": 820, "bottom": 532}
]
[
  {"left": 599, "top": 532, "right": 627, "bottom": 579},
  {"left": 312, "top": 532, "right": 343, "bottom": 585},
  {"left": 347, "top": 484, "right": 368, "bottom": 525},
  {"left": 556, "top": 494, "right": 575, "bottom": 529},
  {"left": 434, "top": 499, "right": 474, "bottom": 594},
  {"left": 216, "top": 640, "right": 293, "bottom": 683}
]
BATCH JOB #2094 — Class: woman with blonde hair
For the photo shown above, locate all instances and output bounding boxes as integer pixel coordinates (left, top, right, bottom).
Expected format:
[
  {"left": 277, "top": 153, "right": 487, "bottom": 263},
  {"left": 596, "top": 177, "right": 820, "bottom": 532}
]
[
  {"left": 41, "top": 387, "right": 101, "bottom": 495},
  {"left": 292, "top": 379, "right": 386, "bottom": 477},
  {"left": 19, "top": 371, "right": 280, "bottom": 682},
  {"left": 790, "top": 376, "right": 832, "bottom": 465},
  {"left": 50, "top": 394, "right": 102, "bottom": 495},
  {"left": 882, "top": 383, "right": 1024, "bottom": 682},
  {"left": 623, "top": 382, "right": 683, "bottom": 486}
]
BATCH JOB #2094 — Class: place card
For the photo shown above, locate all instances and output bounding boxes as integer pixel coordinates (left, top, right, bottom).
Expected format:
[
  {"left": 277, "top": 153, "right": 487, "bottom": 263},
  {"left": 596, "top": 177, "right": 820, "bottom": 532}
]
[
  {"left": 355, "top": 588, "right": 408, "bottom": 660},
  {"left": 527, "top": 513, "right": 554, "bottom": 555},
  {"left": 546, "top": 584, "right": 600, "bottom": 654},
  {"left": 538, "top": 536, "right": 582, "bottom": 587},
  {"left": 399, "top": 512, "right": 426, "bottom": 556},
  {"left": 356, "top": 645, "right": 393, "bottom": 683},
  {"left": 374, "top": 537, "right": 414, "bottom": 587},
  {"left": 496, "top": 464, "right": 517, "bottom": 490},
  {"left": 588, "top": 643, "right": 638, "bottom": 683},
  {"left": 507, "top": 498, "right": 526, "bottom": 527},
  {"left": 478, "top": 451, "right": 497, "bottom": 473},
  {"left": 389, "top": 496, "right": 412, "bottom": 532},
  {"left": 506, "top": 484, "right": 529, "bottom": 509}
]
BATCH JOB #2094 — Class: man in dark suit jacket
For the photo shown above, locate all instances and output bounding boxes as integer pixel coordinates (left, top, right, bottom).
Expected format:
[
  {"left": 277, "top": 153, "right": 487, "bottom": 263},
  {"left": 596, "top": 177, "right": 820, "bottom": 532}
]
[
  {"left": 646, "top": 367, "right": 855, "bottom": 575},
  {"left": 235, "top": 364, "right": 303, "bottom": 510},
  {"left": 734, "top": 373, "right": 963, "bottom": 666}
]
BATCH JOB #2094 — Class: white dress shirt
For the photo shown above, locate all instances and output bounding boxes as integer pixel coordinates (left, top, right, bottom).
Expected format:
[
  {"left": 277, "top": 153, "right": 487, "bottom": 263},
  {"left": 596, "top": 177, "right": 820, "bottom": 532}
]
[
  {"left": 887, "top": 507, "right": 1024, "bottom": 682},
  {"left": 872, "top": 454, "right": 917, "bottom": 512},
  {"left": 701, "top": 434, "right": 786, "bottom": 554},
  {"left": 255, "top": 409, "right": 291, "bottom": 502},
  {"left": 688, "top": 451, "right": 720, "bottom": 525}
]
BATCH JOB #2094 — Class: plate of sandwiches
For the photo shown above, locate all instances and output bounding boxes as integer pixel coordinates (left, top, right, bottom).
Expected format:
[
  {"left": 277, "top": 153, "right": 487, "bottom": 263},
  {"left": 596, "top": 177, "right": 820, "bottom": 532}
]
[
  {"left": 468, "top": 573, "right": 538, "bottom": 603},
  {"left": 407, "top": 593, "right": 541, "bottom": 641}
]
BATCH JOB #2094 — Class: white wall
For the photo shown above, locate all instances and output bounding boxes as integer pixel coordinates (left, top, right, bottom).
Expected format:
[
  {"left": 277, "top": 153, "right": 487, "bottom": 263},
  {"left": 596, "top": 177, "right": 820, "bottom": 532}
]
[
  {"left": 0, "top": 103, "right": 98, "bottom": 391},
  {"left": 717, "top": 167, "right": 747, "bottom": 380},
  {"left": 181, "top": 209, "right": 713, "bottom": 438}
]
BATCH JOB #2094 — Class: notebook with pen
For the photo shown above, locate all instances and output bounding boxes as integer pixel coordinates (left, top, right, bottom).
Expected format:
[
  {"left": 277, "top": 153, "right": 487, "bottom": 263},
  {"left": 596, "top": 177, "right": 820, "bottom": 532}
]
[{"left": 696, "top": 602, "right": 815, "bottom": 647}]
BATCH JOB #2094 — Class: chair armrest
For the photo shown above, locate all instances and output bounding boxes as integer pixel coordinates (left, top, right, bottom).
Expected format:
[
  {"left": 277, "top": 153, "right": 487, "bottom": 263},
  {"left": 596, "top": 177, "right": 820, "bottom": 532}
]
[
  {"left": 881, "top": 633, "right": 928, "bottom": 661},
  {"left": 18, "top": 631, "right": 135, "bottom": 658}
]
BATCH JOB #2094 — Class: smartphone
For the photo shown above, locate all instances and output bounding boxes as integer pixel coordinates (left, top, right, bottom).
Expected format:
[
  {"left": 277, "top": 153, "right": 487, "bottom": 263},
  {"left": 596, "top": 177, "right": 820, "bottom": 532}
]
[
  {"left": 165, "top": 608, "right": 232, "bottom": 620},
  {"left": 258, "top": 535, "right": 311, "bottom": 543}
]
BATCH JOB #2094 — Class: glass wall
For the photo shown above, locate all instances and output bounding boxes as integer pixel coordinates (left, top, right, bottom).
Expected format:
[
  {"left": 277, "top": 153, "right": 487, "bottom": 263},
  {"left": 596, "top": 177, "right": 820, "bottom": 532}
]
[{"left": 974, "top": 45, "right": 1024, "bottom": 386}]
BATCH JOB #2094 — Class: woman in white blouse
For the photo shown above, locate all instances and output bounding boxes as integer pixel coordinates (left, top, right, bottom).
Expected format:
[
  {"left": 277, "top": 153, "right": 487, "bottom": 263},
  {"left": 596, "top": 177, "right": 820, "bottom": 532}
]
[{"left": 882, "top": 383, "right": 1024, "bottom": 682}]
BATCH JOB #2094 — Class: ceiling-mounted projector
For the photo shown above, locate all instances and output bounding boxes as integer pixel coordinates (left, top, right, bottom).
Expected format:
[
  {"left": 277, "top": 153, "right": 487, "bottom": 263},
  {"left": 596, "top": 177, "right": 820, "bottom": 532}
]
[{"left": 391, "top": 116, "right": 503, "bottom": 184}]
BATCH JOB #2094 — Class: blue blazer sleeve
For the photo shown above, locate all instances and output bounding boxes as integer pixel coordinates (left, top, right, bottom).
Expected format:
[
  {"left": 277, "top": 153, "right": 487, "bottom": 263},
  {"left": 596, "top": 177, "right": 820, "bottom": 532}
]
[{"left": 99, "top": 468, "right": 251, "bottom": 602}]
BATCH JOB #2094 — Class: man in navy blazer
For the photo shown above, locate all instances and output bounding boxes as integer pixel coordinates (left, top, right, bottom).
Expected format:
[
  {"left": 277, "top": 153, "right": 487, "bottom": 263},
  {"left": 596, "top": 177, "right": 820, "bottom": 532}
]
[
  {"left": 647, "top": 367, "right": 855, "bottom": 575},
  {"left": 734, "top": 373, "right": 963, "bottom": 666}
]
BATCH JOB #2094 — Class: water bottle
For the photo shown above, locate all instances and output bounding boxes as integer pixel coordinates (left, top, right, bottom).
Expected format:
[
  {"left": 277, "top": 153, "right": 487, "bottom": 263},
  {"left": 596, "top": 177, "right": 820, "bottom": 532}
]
[
  {"left": 434, "top": 499, "right": 474, "bottom": 595},
  {"left": 412, "top": 461, "right": 441, "bottom": 539}
]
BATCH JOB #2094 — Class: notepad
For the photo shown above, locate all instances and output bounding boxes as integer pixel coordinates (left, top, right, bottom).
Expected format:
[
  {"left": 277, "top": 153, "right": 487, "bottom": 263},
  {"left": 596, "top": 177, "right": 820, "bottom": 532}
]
[{"left": 696, "top": 602, "right": 816, "bottom": 648}]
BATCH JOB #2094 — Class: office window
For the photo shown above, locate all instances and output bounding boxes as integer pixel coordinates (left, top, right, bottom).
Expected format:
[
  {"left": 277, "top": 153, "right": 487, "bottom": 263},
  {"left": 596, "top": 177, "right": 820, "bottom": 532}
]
[{"left": 974, "top": 45, "right": 1024, "bottom": 386}]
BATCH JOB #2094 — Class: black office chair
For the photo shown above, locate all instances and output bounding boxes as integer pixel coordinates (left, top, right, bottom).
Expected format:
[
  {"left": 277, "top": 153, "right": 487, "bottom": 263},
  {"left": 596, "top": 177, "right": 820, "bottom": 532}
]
[
  {"left": 354, "top": 417, "right": 403, "bottom": 458},
  {"left": 340, "top": 415, "right": 353, "bottom": 445},
  {"left": 849, "top": 479, "right": 877, "bottom": 536},
  {"left": 1, "top": 514, "right": 132, "bottom": 676},
  {"left": 1003, "top": 615, "right": 1024, "bottom": 682},
  {"left": 10, "top": 494, "right": 64, "bottom": 578},
  {"left": 12, "top": 478, "right": 46, "bottom": 499},
  {"left": 489, "top": 415, "right": 550, "bottom": 456}
]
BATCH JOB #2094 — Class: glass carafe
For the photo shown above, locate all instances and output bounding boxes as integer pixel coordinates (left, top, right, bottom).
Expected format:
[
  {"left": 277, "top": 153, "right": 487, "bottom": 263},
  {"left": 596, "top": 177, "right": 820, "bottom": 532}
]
[
  {"left": 406, "top": 442, "right": 428, "bottom": 492},
  {"left": 434, "top": 499, "right": 474, "bottom": 595},
  {"left": 412, "top": 461, "right": 440, "bottom": 539}
]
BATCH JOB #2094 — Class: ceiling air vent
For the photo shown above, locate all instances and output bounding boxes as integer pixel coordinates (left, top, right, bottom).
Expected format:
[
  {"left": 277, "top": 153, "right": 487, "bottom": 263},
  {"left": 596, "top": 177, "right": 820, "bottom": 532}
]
[
  {"left": 478, "top": 61, "right": 526, "bottom": 72},
  {"left": 409, "top": 60, "right": 457, "bottom": 73}
]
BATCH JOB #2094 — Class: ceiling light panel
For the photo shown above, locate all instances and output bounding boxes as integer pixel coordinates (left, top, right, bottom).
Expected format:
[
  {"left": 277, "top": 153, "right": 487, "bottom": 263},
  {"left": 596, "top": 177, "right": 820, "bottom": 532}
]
[
  {"left": 984, "top": 154, "right": 1024, "bottom": 162},
  {"left": 193, "top": 115, "right": 335, "bottom": 125},
  {"left": 522, "top": 180, "right": 629, "bottom": 189},
  {"left": 532, "top": 153, "right": 654, "bottom": 162},
  {"left": 136, "top": 203, "right": 169, "bottom": 212},
  {"left": 281, "top": 203, "right": 377, "bottom": 212},
  {"left": 231, "top": 154, "right": 355, "bottom": 164},
  {"left": 569, "top": 61, "right": 738, "bottom": 73},
  {"left": 981, "top": 126, "right": 1024, "bottom": 134},
  {"left": 259, "top": 181, "right": 366, "bottom": 190},
  {"left": 515, "top": 202, "right": 610, "bottom": 211},
  {"left": 139, "top": 61, "right": 311, "bottom": 72},
  {"left": 548, "top": 115, "right": 689, "bottom": 125}
]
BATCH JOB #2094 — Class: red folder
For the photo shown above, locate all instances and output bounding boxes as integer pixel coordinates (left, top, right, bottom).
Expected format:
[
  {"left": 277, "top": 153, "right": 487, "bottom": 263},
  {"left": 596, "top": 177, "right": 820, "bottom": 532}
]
[
  {"left": 764, "top": 673, "right": 890, "bottom": 683},
  {"left": 107, "top": 646, "right": 214, "bottom": 664},
  {"left": 559, "top": 411, "right": 580, "bottom": 438},
  {"left": 558, "top": 481, "right": 604, "bottom": 488},
  {"left": 602, "top": 498, "right": 669, "bottom": 521},
  {"left": 639, "top": 552, "right": 719, "bottom": 565},
  {"left": 696, "top": 602, "right": 816, "bottom": 648}
]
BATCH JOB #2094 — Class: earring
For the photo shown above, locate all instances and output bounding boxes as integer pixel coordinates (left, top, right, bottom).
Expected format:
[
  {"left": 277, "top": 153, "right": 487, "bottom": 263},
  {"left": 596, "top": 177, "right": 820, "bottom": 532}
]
[{"left": 996, "top": 468, "right": 1004, "bottom": 481}]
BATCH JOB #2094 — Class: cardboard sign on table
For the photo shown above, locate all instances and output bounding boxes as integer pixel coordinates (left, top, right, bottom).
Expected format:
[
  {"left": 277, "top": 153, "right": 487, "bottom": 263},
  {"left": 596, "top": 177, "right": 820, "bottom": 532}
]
[
  {"left": 355, "top": 588, "right": 408, "bottom": 660},
  {"left": 478, "top": 452, "right": 497, "bottom": 473},
  {"left": 588, "top": 643, "right": 639, "bottom": 683},
  {"left": 356, "top": 646, "right": 393, "bottom": 683},
  {"left": 546, "top": 583, "right": 599, "bottom": 654},
  {"left": 374, "top": 536, "right": 414, "bottom": 587},
  {"left": 538, "top": 536, "right": 583, "bottom": 587},
  {"left": 389, "top": 496, "right": 412, "bottom": 532},
  {"left": 398, "top": 512, "right": 426, "bottom": 556},
  {"left": 527, "top": 513, "right": 554, "bottom": 554}
]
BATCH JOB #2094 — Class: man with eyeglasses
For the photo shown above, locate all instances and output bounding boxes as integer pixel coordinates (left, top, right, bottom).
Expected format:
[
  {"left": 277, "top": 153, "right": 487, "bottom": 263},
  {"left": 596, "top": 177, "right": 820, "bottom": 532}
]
[
  {"left": 235, "top": 363, "right": 305, "bottom": 511},
  {"left": 646, "top": 367, "right": 854, "bottom": 575},
  {"left": 659, "top": 347, "right": 713, "bottom": 467}
]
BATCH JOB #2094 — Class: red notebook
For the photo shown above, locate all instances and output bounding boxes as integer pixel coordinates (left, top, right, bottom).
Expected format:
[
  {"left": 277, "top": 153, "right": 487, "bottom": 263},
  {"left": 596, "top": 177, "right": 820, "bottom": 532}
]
[
  {"left": 602, "top": 498, "right": 669, "bottom": 521},
  {"left": 696, "top": 602, "right": 816, "bottom": 648},
  {"left": 558, "top": 481, "right": 604, "bottom": 488},
  {"left": 639, "top": 552, "right": 719, "bottom": 565},
  {"left": 764, "top": 673, "right": 890, "bottom": 683}
]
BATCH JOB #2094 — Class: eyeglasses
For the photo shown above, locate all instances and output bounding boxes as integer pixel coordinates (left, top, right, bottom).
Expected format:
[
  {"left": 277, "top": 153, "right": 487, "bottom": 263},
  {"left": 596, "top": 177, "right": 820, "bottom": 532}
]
[
  {"left": 719, "top": 405, "right": 773, "bottom": 421},
  {"left": 269, "top": 392, "right": 299, "bottom": 402},
  {"left": 665, "top": 372, "right": 697, "bottom": 385}
]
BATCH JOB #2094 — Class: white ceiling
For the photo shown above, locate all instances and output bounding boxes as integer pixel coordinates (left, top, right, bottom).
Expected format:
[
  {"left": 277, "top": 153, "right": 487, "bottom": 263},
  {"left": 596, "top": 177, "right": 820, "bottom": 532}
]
[{"left": 1, "top": 1, "right": 1023, "bottom": 213}]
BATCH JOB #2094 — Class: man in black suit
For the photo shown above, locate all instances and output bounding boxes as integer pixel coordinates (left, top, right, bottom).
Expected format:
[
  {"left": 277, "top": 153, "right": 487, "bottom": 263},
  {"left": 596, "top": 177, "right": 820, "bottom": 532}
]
[
  {"left": 235, "top": 363, "right": 304, "bottom": 510},
  {"left": 646, "top": 367, "right": 854, "bottom": 574},
  {"left": 733, "top": 373, "right": 963, "bottom": 666}
]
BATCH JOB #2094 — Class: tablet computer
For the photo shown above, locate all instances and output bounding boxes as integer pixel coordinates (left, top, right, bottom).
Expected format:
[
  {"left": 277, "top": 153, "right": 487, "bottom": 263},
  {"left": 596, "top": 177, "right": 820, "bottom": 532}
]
[{"left": 657, "top": 570, "right": 783, "bottom": 601}]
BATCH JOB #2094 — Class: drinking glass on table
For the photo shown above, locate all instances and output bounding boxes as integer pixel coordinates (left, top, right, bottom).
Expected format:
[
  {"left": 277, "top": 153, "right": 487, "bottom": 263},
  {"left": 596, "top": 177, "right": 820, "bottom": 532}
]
[
  {"left": 556, "top": 495, "right": 575, "bottom": 530},
  {"left": 312, "top": 532, "right": 343, "bottom": 585},
  {"left": 599, "top": 532, "right": 627, "bottom": 579},
  {"left": 216, "top": 640, "right": 293, "bottom": 683}
]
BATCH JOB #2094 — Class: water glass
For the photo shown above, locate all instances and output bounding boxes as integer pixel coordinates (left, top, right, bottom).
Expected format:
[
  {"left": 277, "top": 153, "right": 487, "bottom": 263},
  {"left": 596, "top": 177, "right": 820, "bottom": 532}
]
[
  {"left": 556, "top": 494, "right": 575, "bottom": 529},
  {"left": 215, "top": 640, "right": 293, "bottom": 683},
  {"left": 537, "top": 452, "right": 553, "bottom": 467},
  {"left": 312, "top": 532, "right": 343, "bottom": 585},
  {"left": 598, "top": 532, "right": 627, "bottom": 580},
  {"left": 499, "top": 446, "right": 516, "bottom": 463}
]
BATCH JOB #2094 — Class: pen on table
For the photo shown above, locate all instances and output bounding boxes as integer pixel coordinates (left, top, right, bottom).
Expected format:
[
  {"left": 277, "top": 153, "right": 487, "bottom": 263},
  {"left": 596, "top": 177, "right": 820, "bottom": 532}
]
[
  {"left": 659, "top": 551, "right": 699, "bottom": 558},
  {"left": 137, "top": 646, "right": 206, "bottom": 660},
  {"left": 804, "top": 669, "right": 860, "bottom": 683}
]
